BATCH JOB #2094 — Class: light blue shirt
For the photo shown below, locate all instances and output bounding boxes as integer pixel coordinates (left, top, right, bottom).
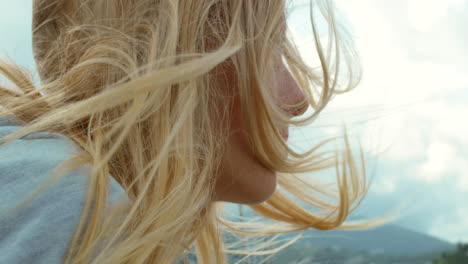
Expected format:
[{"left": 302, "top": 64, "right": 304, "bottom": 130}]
[{"left": 0, "top": 114, "right": 128, "bottom": 263}]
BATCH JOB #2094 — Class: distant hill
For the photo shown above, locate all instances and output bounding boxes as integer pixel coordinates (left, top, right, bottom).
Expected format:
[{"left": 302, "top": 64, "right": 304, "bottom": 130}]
[
  {"left": 225, "top": 204, "right": 456, "bottom": 256},
  {"left": 235, "top": 224, "right": 456, "bottom": 264},
  {"left": 294, "top": 223, "right": 456, "bottom": 255}
]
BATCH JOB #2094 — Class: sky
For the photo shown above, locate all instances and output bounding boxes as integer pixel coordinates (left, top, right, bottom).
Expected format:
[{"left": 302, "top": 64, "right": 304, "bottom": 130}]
[
  {"left": 286, "top": 0, "right": 468, "bottom": 244},
  {"left": 0, "top": 0, "right": 466, "bottom": 244}
]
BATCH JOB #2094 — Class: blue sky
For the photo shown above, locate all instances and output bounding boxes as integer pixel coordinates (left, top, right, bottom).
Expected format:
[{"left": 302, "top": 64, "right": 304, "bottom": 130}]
[{"left": 1, "top": 0, "right": 466, "bottom": 244}]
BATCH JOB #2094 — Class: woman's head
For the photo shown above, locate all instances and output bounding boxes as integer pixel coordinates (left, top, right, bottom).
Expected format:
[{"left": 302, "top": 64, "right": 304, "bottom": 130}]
[
  {"left": 31, "top": 0, "right": 311, "bottom": 206},
  {"left": 0, "top": 0, "right": 389, "bottom": 263}
]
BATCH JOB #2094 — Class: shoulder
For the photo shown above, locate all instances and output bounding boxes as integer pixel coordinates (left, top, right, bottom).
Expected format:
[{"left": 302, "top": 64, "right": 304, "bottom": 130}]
[{"left": 0, "top": 114, "right": 127, "bottom": 263}]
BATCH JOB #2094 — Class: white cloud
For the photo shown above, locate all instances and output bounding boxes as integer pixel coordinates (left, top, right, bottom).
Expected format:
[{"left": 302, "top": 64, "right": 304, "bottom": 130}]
[
  {"left": 407, "top": 0, "right": 465, "bottom": 32},
  {"left": 433, "top": 105, "right": 468, "bottom": 150},
  {"left": 360, "top": 109, "right": 427, "bottom": 160},
  {"left": 430, "top": 207, "right": 468, "bottom": 243},
  {"left": 415, "top": 141, "right": 457, "bottom": 183}
]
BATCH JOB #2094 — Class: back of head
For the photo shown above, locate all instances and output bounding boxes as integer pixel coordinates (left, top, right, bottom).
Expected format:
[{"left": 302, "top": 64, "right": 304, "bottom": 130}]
[
  {"left": 33, "top": 0, "right": 66, "bottom": 82},
  {"left": 32, "top": 0, "right": 168, "bottom": 93}
]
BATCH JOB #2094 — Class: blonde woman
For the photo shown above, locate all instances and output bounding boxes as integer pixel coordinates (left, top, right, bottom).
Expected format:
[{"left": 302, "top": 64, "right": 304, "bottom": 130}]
[{"left": 0, "top": 0, "right": 392, "bottom": 263}]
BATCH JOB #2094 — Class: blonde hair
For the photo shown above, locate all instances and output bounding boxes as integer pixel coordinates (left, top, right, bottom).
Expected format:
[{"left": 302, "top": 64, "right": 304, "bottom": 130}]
[{"left": 0, "top": 0, "right": 396, "bottom": 263}]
